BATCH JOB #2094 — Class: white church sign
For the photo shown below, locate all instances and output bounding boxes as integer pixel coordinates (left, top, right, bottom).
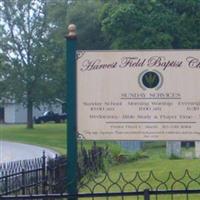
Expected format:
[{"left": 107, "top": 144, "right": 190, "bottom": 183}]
[{"left": 77, "top": 50, "right": 200, "bottom": 140}]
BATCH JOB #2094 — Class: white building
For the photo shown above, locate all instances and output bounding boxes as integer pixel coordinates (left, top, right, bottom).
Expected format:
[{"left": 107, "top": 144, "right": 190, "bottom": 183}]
[{"left": 0, "top": 103, "right": 62, "bottom": 124}]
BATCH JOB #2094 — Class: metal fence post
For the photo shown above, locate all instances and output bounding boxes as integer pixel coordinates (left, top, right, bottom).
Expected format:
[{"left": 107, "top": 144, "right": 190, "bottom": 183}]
[
  {"left": 35, "top": 169, "right": 39, "bottom": 194},
  {"left": 4, "top": 171, "right": 8, "bottom": 195},
  {"left": 65, "top": 24, "right": 78, "bottom": 200},
  {"left": 144, "top": 189, "right": 150, "bottom": 200},
  {"left": 42, "top": 151, "right": 46, "bottom": 194},
  {"left": 21, "top": 169, "right": 25, "bottom": 195}
]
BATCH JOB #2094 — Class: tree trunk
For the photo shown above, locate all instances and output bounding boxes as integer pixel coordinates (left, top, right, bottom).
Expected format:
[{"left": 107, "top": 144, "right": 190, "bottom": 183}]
[{"left": 27, "top": 98, "right": 33, "bottom": 129}]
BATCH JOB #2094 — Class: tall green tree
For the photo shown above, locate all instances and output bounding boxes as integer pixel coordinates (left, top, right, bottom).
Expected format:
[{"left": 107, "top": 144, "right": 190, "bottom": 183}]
[
  {"left": 44, "top": 0, "right": 110, "bottom": 104},
  {"left": 100, "top": 0, "right": 200, "bottom": 49},
  {"left": 44, "top": 0, "right": 68, "bottom": 102},
  {"left": 66, "top": 0, "right": 109, "bottom": 50},
  {"left": 0, "top": 0, "right": 64, "bottom": 128}
]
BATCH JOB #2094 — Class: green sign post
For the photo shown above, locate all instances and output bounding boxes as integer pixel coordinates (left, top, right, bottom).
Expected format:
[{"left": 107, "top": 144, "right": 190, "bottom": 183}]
[{"left": 65, "top": 24, "right": 78, "bottom": 200}]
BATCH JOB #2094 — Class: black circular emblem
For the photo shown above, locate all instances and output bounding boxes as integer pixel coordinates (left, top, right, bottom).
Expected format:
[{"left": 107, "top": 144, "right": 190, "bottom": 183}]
[{"left": 142, "top": 71, "right": 160, "bottom": 89}]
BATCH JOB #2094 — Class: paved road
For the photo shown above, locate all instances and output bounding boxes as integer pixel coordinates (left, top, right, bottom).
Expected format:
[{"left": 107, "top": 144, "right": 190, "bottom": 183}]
[{"left": 0, "top": 141, "right": 57, "bottom": 163}]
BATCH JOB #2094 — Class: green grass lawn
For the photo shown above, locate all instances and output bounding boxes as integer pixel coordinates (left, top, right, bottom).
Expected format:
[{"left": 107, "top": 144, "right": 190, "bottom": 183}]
[
  {"left": 0, "top": 123, "right": 67, "bottom": 154},
  {"left": 1, "top": 124, "right": 200, "bottom": 199},
  {"left": 81, "top": 157, "right": 200, "bottom": 200}
]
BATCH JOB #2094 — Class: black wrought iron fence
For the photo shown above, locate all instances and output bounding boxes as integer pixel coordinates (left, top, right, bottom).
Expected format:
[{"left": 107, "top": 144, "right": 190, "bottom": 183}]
[
  {"left": 0, "top": 143, "right": 107, "bottom": 196},
  {"left": 0, "top": 153, "right": 45, "bottom": 195},
  {"left": 1, "top": 144, "right": 200, "bottom": 199},
  {"left": 1, "top": 186, "right": 200, "bottom": 199}
]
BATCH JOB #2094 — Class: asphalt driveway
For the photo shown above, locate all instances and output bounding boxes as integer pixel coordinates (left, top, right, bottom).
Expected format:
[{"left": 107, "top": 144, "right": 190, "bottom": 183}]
[{"left": 0, "top": 141, "right": 57, "bottom": 163}]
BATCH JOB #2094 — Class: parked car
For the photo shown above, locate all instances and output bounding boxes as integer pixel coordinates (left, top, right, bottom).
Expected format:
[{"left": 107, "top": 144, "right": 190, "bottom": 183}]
[{"left": 34, "top": 111, "right": 67, "bottom": 124}]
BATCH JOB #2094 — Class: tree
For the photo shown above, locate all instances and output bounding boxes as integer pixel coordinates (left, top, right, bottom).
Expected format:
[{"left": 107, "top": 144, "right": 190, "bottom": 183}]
[
  {"left": 45, "top": 0, "right": 111, "bottom": 106},
  {"left": 66, "top": 0, "right": 109, "bottom": 50},
  {"left": 0, "top": 0, "right": 64, "bottom": 128},
  {"left": 100, "top": 0, "right": 200, "bottom": 49},
  {"left": 43, "top": 0, "right": 68, "bottom": 103}
]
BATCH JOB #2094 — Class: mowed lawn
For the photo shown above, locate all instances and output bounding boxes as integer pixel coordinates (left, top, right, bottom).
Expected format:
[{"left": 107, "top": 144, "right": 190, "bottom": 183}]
[
  {"left": 0, "top": 123, "right": 67, "bottom": 154},
  {"left": 1, "top": 124, "right": 200, "bottom": 200},
  {"left": 0, "top": 124, "right": 200, "bottom": 172}
]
